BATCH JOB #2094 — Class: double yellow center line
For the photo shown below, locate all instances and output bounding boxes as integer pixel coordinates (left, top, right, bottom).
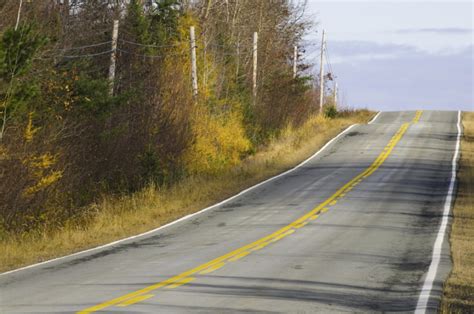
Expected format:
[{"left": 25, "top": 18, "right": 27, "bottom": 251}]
[
  {"left": 78, "top": 111, "right": 422, "bottom": 313},
  {"left": 413, "top": 110, "right": 422, "bottom": 123}
]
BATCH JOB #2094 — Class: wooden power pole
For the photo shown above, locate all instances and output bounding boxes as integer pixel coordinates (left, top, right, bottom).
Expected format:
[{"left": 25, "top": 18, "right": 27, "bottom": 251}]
[
  {"left": 190, "top": 26, "right": 198, "bottom": 98},
  {"left": 108, "top": 20, "right": 119, "bottom": 96},
  {"left": 293, "top": 45, "right": 298, "bottom": 78},
  {"left": 319, "top": 30, "right": 325, "bottom": 114},
  {"left": 252, "top": 32, "right": 258, "bottom": 105}
]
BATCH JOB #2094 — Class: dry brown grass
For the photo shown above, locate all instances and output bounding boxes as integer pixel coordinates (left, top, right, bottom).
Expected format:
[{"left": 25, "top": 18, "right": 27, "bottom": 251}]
[
  {"left": 0, "top": 111, "right": 373, "bottom": 272},
  {"left": 441, "top": 112, "right": 474, "bottom": 313}
]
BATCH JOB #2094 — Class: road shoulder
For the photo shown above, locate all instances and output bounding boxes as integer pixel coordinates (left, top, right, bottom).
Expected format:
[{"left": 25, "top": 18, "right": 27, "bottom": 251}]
[{"left": 441, "top": 112, "right": 474, "bottom": 312}]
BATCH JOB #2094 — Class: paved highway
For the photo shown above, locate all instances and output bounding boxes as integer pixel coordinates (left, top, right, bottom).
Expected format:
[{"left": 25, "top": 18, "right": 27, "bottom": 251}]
[{"left": 0, "top": 111, "right": 460, "bottom": 313}]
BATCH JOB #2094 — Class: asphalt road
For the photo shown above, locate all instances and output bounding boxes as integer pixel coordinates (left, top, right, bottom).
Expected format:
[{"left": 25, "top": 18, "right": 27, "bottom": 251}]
[{"left": 0, "top": 111, "right": 460, "bottom": 313}]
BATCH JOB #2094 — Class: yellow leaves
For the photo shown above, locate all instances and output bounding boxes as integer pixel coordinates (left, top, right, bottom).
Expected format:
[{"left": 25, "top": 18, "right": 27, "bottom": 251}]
[
  {"left": 24, "top": 112, "right": 40, "bottom": 143},
  {"left": 176, "top": 15, "right": 199, "bottom": 41},
  {"left": 28, "top": 153, "right": 56, "bottom": 172},
  {"left": 24, "top": 171, "right": 63, "bottom": 196},
  {"left": 22, "top": 152, "right": 62, "bottom": 197},
  {"left": 184, "top": 106, "right": 251, "bottom": 174}
]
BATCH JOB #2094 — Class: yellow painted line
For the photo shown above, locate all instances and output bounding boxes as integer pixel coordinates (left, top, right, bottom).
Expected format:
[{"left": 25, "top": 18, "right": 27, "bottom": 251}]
[
  {"left": 250, "top": 242, "right": 270, "bottom": 251},
  {"left": 320, "top": 207, "right": 329, "bottom": 213},
  {"left": 228, "top": 251, "right": 251, "bottom": 262},
  {"left": 309, "top": 214, "right": 319, "bottom": 220},
  {"left": 117, "top": 294, "right": 154, "bottom": 307},
  {"left": 77, "top": 276, "right": 177, "bottom": 313},
  {"left": 270, "top": 229, "right": 296, "bottom": 242},
  {"left": 329, "top": 200, "right": 337, "bottom": 206},
  {"left": 291, "top": 221, "right": 308, "bottom": 229},
  {"left": 199, "top": 262, "right": 226, "bottom": 274},
  {"left": 78, "top": 116, "right": 417, "bottom": 314},
  {"left": 165, "top": 277, "right": 195, "bottom": 289},
  {"left": 412, "top": 110, "right": 423, "bottom": 123}
]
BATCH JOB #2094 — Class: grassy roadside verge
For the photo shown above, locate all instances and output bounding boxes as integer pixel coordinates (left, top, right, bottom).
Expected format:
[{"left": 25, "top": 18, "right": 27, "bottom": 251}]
[
  {"left": 0, "top": 111, "right": 372, "bottom": 273},
  {"left": 441, "top": 112, "right": 474, "bottom": 312}
]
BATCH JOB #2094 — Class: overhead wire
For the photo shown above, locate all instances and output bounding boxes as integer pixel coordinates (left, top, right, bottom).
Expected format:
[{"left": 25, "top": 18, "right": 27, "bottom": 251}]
[
  {"left": 58, "top": 41, "right": 112, "bottom": 51},
  {"left": 41, "top": 40, "right": 112, "bottom": 55},
  {"left": 119, "top": 39, "right": 183, "bottom": 48},
  {"left": 60, "top": 50, "right": 114, "bottom": 59},
  {"left": 117, "top": 48, "right": 187, "bottom": 59},
  {"left": 324, "top": 44, "right": 335, "bottom": 80},
  {"left": 33, "top": 29, "right": 320, "bottom": 79}
]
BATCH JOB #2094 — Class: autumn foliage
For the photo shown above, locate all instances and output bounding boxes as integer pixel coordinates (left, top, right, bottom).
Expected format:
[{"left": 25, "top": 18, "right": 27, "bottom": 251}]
[{"left": 0, "top": 0, "right": 328, "bottom": 236}]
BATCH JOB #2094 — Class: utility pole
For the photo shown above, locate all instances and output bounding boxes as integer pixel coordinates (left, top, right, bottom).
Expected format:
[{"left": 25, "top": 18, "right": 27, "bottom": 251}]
[
  {"left": 319, "top": 29, "right": 325, "bottom": 114},
  {"left": 235, "top": 37, "right": 240, "bottom": 80},
  {"left": 190, "top": 26, "right": 198, "bottom": 98},
  {"left": 293, "top": 45, "right": 298, "bottom": 78},
  {"left": 15, "top": 0, "right": 23, "bottom": 31},
  {"left": 252, "top": 32, "right": 258, "bottom": 105},
  {"left": 334, "top": 82, "right": 338, "bottom": 107},
  {"left": 108, "top": 20, "right": 119, "bottom": 96}
]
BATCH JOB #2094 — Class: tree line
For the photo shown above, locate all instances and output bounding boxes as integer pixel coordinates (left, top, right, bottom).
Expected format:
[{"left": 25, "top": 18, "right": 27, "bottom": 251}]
[{"left": 0, "top": 0, "right": 332, "bottom": 235}]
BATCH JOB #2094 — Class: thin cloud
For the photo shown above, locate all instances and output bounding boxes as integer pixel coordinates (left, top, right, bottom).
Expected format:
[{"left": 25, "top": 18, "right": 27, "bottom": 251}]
[
  {"left": 317, "top": 41, "right": 473, "bottom": 64},
  {"left": 396, "top": 27, "right": 472, "bottom": 34},
  {"left": 325, "top": 41, "right": 418, "bottom": 60},
  {"left": 328, "top": 44, "right": 473, "bottom": 111}
]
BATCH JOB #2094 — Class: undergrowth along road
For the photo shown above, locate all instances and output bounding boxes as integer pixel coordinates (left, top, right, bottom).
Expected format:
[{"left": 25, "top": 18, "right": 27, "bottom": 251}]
[{"left": 0, "top": 111, "right": 372, "bottom": 273}]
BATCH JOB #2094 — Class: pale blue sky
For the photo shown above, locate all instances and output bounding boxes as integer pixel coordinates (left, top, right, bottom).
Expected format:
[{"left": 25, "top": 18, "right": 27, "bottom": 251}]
[{"left": 304, "top": 1, "right": 473, "bottom": 111}]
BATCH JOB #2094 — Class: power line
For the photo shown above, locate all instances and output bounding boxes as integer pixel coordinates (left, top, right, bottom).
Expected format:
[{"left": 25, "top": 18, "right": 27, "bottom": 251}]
[
  {"left": 324, "top": 45, "right": 335, "bottom": 80},
  {"left": 60, "top": 50, "right": 113, "bottom": 59},
  {"left": 59, "top": 41, "right": 112, "bottom": 51},
  {"left": 41, "top": 41, "right": 112, "bottom": 56},
  {"left": 117, "top": 48, "right": 187, "bottom": 59},
  {"left": 117, "top": 48, "right": 164, "bottom": 59},
  {"left": 119, "top": 39, "right": 183, "bottom": 49}
]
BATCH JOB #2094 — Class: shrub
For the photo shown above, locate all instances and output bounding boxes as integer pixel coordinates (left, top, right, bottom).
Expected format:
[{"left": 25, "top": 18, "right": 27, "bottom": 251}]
[{"left": 324, "top": 105, "right": 338, "bottom": 119}]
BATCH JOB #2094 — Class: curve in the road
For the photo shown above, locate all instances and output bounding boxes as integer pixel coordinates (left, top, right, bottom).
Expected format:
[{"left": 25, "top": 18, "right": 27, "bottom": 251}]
[
  {"left": 1, "top": 110, "right": 460, "bottom": 314},
  {"left": 79, "top": 112, "right": 420, "bottom": 313}
]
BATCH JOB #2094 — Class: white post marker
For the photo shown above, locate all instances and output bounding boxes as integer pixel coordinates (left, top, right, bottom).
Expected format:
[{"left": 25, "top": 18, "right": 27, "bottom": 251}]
[
  {"left": 334, "top": 82, "right": 338, "bottom": 107},
  {"left": 252, "top": 32, "right": 258, "bottom": 104},
  {"left": 319, "top": 29, "right": 325, "bottom": 114},
  {"left": 108, "top": 20, "right": 119, "bottom": 96},
  {"left": 190, "top": 26, "right": 198, "bottom": 98},
  {"left": 415, "top": 110, "right": 462, "bottom": 313}
]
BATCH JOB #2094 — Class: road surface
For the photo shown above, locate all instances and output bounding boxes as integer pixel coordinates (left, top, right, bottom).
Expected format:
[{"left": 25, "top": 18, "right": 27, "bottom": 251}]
[{"left": 0, "top": 111, "right": 460, "bottom": 313}]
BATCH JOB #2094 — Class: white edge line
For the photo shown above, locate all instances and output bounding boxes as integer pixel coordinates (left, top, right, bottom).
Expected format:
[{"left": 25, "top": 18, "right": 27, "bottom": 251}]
[
  {"left": 1, "top": 122, "right": 361, "bottom": 277},
  {"left": 368, "top": 111, "right": 382, "bottom": 124},
  {"left": 414, "top": 110, "right": 462, "bottom": 313}
]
